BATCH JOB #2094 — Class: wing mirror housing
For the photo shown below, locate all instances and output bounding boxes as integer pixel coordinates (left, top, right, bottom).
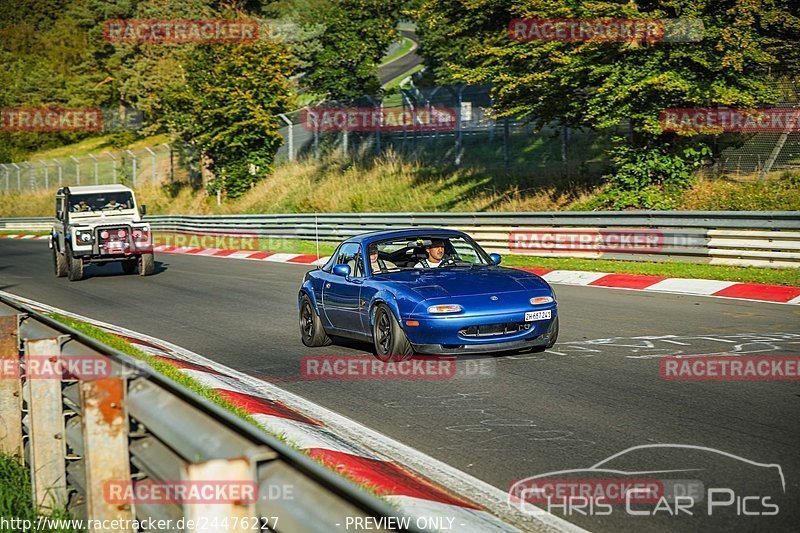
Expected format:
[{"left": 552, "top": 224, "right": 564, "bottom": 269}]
[
  {"left": 332, "top": 264, "right": 351, "bottom": 277},
  {"left": 490, "top": 253, "right": 502, "bottom": 265},
  {"left": 140, "top": 204, "right": 147, "bottom": 216}
]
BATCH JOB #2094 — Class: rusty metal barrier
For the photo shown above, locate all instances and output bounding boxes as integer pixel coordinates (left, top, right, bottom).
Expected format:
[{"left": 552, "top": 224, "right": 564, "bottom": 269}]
[{"left": 0, "top": 293, "right": 417, "bottom": 532}]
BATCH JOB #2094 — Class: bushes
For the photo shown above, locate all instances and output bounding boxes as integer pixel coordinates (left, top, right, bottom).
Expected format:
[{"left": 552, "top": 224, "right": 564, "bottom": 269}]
[{"left": 582, "top": 139, "right": 710, "bottom": 210}]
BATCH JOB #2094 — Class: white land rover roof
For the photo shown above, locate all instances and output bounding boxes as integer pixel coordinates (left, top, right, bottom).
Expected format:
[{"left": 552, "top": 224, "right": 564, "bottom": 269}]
[{"left": 64, "top": 184, "right": 133, "bottom": 194}]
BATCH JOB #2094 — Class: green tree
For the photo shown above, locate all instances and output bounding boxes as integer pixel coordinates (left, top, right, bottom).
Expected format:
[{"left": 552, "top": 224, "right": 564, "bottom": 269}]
[
  {"left": 274, "top": 0, "right": 403, "bottom": 99},
  {"left": 165, "top": 39, "right": 295, "bottom": 198},
  {"left": 415, "top": 0, "right": 800, "bottom": 207}
]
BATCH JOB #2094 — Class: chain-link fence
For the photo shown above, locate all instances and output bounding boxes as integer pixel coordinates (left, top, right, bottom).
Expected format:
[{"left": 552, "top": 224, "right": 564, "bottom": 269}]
[
  {"left": 2, "top": 82, "right": 798, "bottom": 193},
  {"left": 0, "top": 143, "right": 204, "bottom": 192}
]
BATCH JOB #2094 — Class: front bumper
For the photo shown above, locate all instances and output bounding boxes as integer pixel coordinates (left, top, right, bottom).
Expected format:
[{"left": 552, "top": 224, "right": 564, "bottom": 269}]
[
  {"left": 403, "top": 305, "right": 557, "bottom": 355},
  {"left": 412, "top": 333, "right": 552, "bottom": 355}
]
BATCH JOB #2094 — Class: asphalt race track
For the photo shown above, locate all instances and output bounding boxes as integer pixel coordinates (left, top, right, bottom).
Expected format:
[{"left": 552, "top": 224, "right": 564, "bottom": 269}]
[{"left": 2, "top": 238, "right": 798, "bottom": 532}]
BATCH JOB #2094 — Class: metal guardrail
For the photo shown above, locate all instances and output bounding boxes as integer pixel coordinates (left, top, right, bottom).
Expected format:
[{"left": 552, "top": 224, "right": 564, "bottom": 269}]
[
  {"left": 2, "top": 211, "right": 800, "bottom": 267},
  {"left": 0, "top": 293, "right": 417, "bottom": 532}
]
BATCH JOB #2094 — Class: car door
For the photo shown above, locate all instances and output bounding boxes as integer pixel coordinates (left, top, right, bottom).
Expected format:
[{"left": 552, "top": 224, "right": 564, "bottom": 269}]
[{"left": 321, "top": 242, "right": 366, "bottom": 333}]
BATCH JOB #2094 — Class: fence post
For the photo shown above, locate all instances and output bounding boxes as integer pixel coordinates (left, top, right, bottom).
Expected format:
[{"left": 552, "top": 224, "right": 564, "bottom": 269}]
[
  {"left": 70, "top": 156, "right": 80, "bottom": 185},
  {"left": 145, "top": 146, "right": 157, "bottom": 184},
  {"left": 182, "top": 457, "right": 259, "bottom": 532},
  {"left": 104, "top": 152, "right": 117, "bottom": 184},
  {"left": 25, "top": 162, "right": 35, "bottom": 191},
  {"left": 55, "top": 159, "right": 62, "bottom": 187},
  {"left": 278, "top": 114, "right": 294, "bottom": 162},
  {"left": 89, "top": 154, "right": 99, "bottom": 185},
  {"left": 79, "top": 375, "right": 135, "bottom": 530},
  {"left": 0, "top": 164, "right": 8, "bottom": 191},
  {"left": 38, "top": 160, "right": 49, "bottom": 190},
  {"left": 455, "top": 85, "right": 465, "bottom": 167},
  {"left": 126, "top": 150, "right": 137, "bottom": 188},
  {"left": 0, "top": 313, "right": 22, "bottom": 460},
  {"left": 163, "top": 144, "right": 173, "bottom": 184},
  {"left": 503, "top": 118, "right": 510, "bottom": 175},
  {"left": 24, "top": 337, "right": 68, "bottom": 509},
  {"left": 12, "top": 163, "right": 21, "bottom": 190}
]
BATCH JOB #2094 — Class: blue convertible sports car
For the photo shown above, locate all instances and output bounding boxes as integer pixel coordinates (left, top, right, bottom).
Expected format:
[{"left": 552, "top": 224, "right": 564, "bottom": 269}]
[{"left": 298, "top": 229, "right": 559, "bottom": 360}]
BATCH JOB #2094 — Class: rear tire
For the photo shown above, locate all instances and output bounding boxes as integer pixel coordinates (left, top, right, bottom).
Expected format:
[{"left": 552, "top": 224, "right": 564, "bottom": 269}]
[
  {"left": 53, "top": 245, "right": 67, "bottom": 278},
  {"left": 66, "top": 246, "right": 83, "bottom": 282},
  {"left": 121, "top": 260, "right": 137, "bottom": 274},
  {"left": 372, "top": 304, "right": 413, "bottom": 362},
  {"left": 139, "top": 253, "right": 155, "bottom": 276},
  {"left": 300, "top": 294, "right": 331, "bottom": 347}
]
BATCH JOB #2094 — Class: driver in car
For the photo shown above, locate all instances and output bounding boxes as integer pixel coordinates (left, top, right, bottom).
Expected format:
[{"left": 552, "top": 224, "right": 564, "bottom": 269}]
[
  {"left": 414, "top": 239, "right": 448, "bottom": 268},
  {"left": 103, "top": 198, "right": 124, "bottom": 210},
  {"left": 369, "top": 243, "right": 397, "bottom": 274}
]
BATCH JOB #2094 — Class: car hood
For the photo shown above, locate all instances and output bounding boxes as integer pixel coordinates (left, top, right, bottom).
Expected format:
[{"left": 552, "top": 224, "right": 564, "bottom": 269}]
[{"left": 378, "top": 266, "right": 550, "bottom": 298}]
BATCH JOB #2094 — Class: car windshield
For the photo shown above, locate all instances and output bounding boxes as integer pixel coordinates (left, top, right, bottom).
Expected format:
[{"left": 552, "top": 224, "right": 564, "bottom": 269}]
[
  {"left": 69, "top": 192, "right": 134, "bottom": 213},
  {"left": 369, "top": 235, "right": 492, "bottom": 274}
]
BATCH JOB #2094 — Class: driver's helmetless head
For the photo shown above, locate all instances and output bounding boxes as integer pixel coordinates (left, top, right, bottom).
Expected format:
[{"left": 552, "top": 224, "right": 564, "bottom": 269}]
[{"left": 426, "top": 239, "right": 445, "bottom": 261}]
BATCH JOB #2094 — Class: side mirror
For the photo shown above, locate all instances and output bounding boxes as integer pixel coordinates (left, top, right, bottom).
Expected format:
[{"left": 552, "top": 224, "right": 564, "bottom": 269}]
[
  {"left": 490, "top": 253, "right": 502, "bottom": 265},
  {"left": 332, "top": 264, "right": 351, "bottom": 277},
  {"left": 139, "top": 204, "right": 147, "bottom": 216}
]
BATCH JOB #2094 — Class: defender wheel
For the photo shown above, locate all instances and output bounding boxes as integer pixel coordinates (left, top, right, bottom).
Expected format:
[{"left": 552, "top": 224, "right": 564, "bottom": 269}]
[
  {"left": 139, "top": 253, "right": 155, "bottom": 276},
  {"left": 121, "top": 260, "right": 137, "bottom": 274},
  {"left": 66, "top": 246, "right": 84, "bottom": 282},
  {"left": 300, "top": 294, "right": 331, "bottom": 347},
  {"left": 53, "top": 245, "right": 67, "bottom": 278},
  {"left": 373, "top": 304, "right": 413, "bottom": 362}
]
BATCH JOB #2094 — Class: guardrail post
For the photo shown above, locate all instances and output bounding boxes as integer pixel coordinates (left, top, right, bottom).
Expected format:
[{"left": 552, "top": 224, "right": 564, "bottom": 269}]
[
  {"left": 80, "top": 375, "right": 134, "bottom": 530},
  {"left": 24, "top": 337, "right": 68, "bottom": 509},
  {"left": 0, "top": 314, "right": 23, "bottom": 460},
  {"left": 182, "top": 457, "right": 258, "bottom": 532}
]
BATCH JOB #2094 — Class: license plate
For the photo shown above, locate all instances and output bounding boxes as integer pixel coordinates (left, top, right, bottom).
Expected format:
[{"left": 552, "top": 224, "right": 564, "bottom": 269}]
[{"left": 525, "top": 310, "right": 551, "bottom": 322}]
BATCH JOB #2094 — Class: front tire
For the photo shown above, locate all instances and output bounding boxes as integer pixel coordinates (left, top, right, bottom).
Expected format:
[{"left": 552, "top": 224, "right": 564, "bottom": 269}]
[
  {"left": 300, "top": 294, "right": 331, "bottom": 347},
  {"left": 545, "top": 315, "right": 559, "bottom": 348},
  {"left": 52, "top": 245, "right": 67, "bottom": 278},
  {"left": 66, "top": 246, "right": 83, "bottom": 282},
  {"left": 372, "top": 304, "right": 413, "bottom": 362},
  {"left": 138, "top": 253, "right": 155, "bottom": 276}
]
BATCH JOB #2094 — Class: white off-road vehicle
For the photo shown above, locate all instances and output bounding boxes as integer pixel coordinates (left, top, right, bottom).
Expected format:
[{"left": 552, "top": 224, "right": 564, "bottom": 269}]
[{"left": 51, "top": 185, "right": 155, "bottom": 281}]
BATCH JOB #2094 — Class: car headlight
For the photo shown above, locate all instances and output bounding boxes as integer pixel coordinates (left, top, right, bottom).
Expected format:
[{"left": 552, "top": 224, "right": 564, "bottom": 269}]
[
  {"left": 530, "top": 296, "right": 554, "bottom": 305},
  {"left": 76, "top": 229, "right": 93, "bottom": 243},
  {"left": 428, "top": 304, "right": 463, "bottom": 314}
]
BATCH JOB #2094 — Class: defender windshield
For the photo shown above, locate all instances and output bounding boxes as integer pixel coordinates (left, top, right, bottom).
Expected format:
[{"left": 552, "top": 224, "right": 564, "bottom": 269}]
[
  {"left": 368, "top": 235, "right": 492, "bottom": 274},
  {"left": 68, "top": 192, "right": 134, "bottom": 213}
]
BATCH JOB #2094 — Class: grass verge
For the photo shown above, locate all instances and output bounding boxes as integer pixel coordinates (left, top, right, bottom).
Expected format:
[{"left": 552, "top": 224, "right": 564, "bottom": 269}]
[
  {"left": 48, "top": 313, "right": 265, "bottom": 432},
  {"left": 502, "top": 255, "right": 800, "bottom": 287},
  {"left": 0, "top": 454, "right": 81, "bottom": 532},
  {"left": 153, "top": 230, "right": 798, "bottom": 286},
  {"left": 46, "top": 314, "right": 393, "bottom": 501},
  {"left": 0, "top": 230, "right": 49, "bottom": 235}
]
